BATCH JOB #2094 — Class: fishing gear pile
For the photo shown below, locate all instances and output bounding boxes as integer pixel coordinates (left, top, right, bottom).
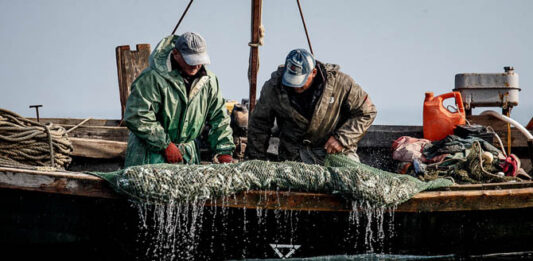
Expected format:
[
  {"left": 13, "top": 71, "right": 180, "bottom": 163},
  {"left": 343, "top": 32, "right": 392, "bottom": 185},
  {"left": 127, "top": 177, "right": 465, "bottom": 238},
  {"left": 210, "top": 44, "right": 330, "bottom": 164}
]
[
  {"left": 392, "top": 135, "right": 527, "bottom": 183},
  {"left": 0, "top": 108, "right": 73, "bottom": 169},
  {"left": 93, "top": 154, "right": 452, "bottom": 207}
]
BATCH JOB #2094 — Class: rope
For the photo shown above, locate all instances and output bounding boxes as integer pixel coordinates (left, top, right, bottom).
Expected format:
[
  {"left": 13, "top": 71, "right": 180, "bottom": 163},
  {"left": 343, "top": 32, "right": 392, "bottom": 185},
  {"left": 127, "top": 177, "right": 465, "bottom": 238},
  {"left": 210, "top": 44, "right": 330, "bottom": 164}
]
[
  {"left": 66, "top": 117, "right": 93, "bottom": 134},
  {"left": 486, "top": 126, "right": 507, "bottom": 157},
  {"left": 0, "top": 108, "right": 73, "bottom": 169}
]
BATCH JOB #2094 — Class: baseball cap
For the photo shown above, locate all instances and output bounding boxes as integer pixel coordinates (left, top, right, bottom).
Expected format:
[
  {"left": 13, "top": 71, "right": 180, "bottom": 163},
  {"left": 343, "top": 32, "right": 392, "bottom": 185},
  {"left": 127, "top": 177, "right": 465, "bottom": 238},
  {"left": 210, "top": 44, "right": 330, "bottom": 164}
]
[
  {"left": 174, "top": 32, "right": 211, "bottom": 65},
  {"left": 282, "top": 49, "right": 316, "bottom": 88}
]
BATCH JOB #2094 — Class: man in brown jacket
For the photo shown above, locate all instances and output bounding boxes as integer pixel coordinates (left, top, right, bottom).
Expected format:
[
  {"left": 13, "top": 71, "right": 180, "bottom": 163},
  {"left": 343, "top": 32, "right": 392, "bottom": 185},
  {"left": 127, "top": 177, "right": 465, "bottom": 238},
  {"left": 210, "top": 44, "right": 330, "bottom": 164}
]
[{"left": 246, "top": 49, "right": 377, "bottom": 164}]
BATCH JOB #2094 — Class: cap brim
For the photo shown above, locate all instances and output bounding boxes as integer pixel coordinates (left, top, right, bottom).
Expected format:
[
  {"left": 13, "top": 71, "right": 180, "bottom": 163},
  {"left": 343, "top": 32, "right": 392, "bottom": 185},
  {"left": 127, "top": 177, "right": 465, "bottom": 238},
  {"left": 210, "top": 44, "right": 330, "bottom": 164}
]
[
  {"left": 182, "top": 52, "right": 211, "bottom": 66},
  {"left": 282, "top": 70, "right": 309, "bottom": 88}
]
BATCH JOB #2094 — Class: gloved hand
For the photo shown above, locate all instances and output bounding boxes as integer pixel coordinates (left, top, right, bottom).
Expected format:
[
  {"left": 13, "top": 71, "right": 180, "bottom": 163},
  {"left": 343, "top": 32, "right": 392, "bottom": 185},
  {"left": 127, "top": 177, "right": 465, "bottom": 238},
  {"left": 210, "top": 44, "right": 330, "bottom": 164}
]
[
  {"left": 216, "top": 154, "right": 233, "bottom": 164},
  {"left": 164, "top": 142, "right": 183, "bottom": 163}
]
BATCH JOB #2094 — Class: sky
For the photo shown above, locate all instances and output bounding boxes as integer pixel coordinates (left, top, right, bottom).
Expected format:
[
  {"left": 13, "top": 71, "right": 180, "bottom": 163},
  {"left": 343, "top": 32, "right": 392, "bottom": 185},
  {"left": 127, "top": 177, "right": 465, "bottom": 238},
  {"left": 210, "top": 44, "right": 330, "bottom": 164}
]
[{"left": 0, "top": 0, "right": 531, "bottom": 125}]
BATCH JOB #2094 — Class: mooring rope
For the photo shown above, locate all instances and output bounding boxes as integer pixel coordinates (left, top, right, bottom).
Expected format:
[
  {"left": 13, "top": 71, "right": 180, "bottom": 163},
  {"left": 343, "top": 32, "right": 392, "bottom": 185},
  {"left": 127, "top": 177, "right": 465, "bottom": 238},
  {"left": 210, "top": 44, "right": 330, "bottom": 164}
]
[{"left": 0, "top": 108, "right": 73, "bottom": 169}]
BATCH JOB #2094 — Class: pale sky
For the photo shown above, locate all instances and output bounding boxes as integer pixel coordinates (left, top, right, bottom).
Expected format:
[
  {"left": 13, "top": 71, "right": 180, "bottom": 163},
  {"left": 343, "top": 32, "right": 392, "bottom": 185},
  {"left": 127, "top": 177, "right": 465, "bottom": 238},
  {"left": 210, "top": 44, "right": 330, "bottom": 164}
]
[{"left": 0, "top": 0, "right": 531, "bottom": 125}]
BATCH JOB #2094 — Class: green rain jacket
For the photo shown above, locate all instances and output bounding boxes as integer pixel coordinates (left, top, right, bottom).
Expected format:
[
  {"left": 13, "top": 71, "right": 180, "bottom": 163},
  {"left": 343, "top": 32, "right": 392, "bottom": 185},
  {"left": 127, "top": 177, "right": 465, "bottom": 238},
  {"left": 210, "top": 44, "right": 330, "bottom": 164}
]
[
  {"left": 124, "top": 35, "right": 235, "bottom": 167},
  {"left": 247, "top": 63, "right": 377, "bottom": 163}
]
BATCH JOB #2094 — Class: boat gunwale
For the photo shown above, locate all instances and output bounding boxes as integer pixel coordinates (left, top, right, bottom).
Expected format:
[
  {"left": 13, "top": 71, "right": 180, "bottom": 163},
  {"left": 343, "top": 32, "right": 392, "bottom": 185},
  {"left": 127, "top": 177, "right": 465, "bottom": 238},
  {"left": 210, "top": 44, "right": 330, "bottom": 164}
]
[{"left": 1, "top": 166, "right": 533, "bottom": 213}]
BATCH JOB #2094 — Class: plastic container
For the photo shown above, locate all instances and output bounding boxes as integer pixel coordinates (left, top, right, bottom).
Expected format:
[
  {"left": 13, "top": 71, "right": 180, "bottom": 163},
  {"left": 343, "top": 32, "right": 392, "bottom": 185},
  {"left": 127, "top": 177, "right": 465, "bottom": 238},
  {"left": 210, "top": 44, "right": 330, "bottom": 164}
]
[{"left": 423, "top": 92, "right": 466, "bottom": 141}]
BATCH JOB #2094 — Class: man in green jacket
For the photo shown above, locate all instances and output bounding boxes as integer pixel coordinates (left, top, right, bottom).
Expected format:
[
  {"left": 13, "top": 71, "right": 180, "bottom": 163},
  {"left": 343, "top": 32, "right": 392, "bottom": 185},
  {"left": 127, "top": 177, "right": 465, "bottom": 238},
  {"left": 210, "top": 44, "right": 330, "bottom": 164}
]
[
  {"left": 124, "top": 32, "right": 235, "bottom": 167},
  {"left": 247, "top": 49, "right": 377, "bottom": 164}
]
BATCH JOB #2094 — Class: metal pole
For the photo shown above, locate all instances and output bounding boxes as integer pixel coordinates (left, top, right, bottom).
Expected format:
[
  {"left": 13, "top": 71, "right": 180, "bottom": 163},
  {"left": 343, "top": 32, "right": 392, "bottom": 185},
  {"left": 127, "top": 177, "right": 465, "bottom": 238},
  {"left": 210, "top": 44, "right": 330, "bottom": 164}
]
[
  {"left": 29, "top": 105, "right": 42, "bottom": 122},
  {"left": 296, "top": 0, "right": 313, "bottom": 55},
  {"left": 171, "top": 0, "right": 194, "bottom": 35},
  {"left": 248, "top": 0, "right": 262, "bottom": 113}
]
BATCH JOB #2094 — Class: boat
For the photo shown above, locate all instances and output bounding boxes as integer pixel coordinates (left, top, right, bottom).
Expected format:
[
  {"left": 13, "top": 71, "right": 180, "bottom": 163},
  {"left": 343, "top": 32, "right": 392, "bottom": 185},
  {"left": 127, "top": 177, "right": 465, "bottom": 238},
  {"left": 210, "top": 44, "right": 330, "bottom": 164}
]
[
  {"left": 1, "top": 115, "right": 532, "bottom": 260},
  {"left": 1, "top": 2, "right": 532, "bottom": 258}
]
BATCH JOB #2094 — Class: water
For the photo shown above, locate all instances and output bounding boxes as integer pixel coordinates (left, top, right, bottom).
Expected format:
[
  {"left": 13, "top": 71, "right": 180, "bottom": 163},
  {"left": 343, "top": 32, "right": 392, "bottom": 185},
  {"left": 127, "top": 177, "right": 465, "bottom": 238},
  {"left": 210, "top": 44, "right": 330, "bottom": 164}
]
[
  {"left": 134, "top": 198, "right": 207, "bottom": 260},
  {"left": 132, "top": 193, "right": 401, "bottom": 260}
]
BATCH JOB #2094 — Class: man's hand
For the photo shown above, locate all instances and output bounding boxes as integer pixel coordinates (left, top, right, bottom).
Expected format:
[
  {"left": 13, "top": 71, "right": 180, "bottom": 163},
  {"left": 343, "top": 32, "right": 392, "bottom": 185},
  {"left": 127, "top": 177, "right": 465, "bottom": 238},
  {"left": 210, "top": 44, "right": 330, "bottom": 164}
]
[
  {"left": 164, "top": 142, "right": 183, "bottom": 163},
  {"left": 324, "top": 136, "right": 344, "bottom": 154},
  {"left": 216, "top": 154, "right": 233, "bottom": 164}
]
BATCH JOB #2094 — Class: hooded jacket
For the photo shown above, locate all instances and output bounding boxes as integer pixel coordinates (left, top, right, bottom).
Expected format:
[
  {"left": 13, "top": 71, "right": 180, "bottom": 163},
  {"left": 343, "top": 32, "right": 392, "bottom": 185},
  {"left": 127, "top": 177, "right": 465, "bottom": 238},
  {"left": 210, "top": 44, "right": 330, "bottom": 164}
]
[
  {"left": 246, "top": 63, "right": 377, "bottom": 162},
  {"left": 123, "top": 35, "right": 234, "bottom": 167}
]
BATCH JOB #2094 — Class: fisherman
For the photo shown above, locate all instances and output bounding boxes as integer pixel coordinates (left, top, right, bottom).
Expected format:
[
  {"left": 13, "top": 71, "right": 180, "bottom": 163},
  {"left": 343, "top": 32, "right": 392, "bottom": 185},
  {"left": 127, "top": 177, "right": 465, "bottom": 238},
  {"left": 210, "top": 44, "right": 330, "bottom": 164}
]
[
  {"left": 246, "top": 49, "right": 377, "bottom": 164},
  {"left": 123, "top": 32, "right": 235, "bottom": 167}
]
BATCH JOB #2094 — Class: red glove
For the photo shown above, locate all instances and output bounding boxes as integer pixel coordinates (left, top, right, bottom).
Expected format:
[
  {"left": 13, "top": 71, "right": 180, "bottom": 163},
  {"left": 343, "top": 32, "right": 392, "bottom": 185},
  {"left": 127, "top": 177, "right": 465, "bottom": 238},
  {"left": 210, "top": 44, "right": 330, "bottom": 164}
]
[
  {"left": 501, "top": 154, "right": 519, "bottom": 177},
  {"left": 217, "top": 154, "right": 233, "bottom": 164},
  {"left": 164, "top": 142, "right": 183, "bottom": 163}
]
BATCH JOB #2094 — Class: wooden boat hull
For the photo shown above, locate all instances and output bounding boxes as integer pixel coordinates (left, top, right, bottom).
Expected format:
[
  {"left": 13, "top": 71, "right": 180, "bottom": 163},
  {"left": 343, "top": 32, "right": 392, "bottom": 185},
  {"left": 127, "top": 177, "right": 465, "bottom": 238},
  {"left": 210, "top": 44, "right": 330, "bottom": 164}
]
[
  {"left": 1, "top": 116, "right": 532, "bottom": 259},
  {"left": 1, "top": 184, "right": 532, "bottom": 260}
]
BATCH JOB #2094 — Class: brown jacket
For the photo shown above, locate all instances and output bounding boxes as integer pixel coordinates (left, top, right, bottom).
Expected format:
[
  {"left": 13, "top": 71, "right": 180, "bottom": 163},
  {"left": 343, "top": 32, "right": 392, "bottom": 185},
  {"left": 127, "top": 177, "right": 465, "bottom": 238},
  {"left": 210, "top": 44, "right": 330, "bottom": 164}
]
[{"left": 247, "top": 63, "right": 377, "bottom": 162}]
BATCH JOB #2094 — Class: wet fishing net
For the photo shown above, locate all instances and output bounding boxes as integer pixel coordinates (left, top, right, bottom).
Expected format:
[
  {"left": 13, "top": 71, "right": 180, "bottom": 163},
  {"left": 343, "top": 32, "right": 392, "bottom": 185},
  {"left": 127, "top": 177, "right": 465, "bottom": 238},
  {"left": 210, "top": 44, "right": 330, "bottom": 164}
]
[{"left": 93, "top": 154, "right": 452, "bottom": 207}]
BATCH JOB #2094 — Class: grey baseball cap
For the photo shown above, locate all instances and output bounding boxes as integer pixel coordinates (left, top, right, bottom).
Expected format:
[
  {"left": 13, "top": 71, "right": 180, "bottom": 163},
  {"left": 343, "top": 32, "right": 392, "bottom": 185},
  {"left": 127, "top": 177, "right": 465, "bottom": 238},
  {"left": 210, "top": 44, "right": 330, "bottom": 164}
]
[
  {"left": 282, "top": 49, "right": 316, "bottom": 88},
  {"left": 174, "top": 32, "right": 211, "bottom": 65}
]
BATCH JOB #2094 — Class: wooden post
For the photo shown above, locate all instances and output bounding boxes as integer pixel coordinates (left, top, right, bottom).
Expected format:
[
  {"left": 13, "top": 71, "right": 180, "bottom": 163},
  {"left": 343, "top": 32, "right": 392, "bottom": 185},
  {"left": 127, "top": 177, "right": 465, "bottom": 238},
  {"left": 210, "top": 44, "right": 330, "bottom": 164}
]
[
  {"left": 248, "top": 0, "right": 263, "bottom": 113},
  {"left": 116, "top": 44, "right": 151, "bottom": 122}
]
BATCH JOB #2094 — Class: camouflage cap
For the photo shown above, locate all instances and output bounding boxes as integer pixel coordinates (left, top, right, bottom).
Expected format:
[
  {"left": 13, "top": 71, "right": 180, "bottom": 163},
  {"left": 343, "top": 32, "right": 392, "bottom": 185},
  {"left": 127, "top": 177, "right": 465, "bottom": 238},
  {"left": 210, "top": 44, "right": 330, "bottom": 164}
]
[{"left": 282, "top": 49, "right": 316, "bottom": 88}]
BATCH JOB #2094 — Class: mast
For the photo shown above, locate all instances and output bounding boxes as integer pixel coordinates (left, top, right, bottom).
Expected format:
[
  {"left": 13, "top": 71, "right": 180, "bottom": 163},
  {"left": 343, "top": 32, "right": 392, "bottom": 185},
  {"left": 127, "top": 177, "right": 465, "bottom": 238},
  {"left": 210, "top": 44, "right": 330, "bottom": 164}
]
[{"left": 248, "top": 0, "right": 263, "bottom": 112}]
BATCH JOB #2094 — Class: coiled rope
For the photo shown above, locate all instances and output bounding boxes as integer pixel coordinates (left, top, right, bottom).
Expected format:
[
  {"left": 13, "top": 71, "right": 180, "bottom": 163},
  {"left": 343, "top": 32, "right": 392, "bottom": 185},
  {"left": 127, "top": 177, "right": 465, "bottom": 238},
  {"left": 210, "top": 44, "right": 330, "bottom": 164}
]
[{"left": 0, "top": 108, "right": 73, "bottom": 169}]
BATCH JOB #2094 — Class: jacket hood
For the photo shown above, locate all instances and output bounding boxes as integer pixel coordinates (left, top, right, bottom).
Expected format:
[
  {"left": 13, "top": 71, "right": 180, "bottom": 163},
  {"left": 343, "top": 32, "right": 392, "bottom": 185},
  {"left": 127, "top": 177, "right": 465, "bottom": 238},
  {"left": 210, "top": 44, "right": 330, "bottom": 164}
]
[
  {"left": 149, "top": 35, "right": 215, "bottom": 79},
  {"left": 149, "top": 35, "right": 178, "bottom": 74},
  {"left": 321, "top": 62, "right": 340, "bottom": 73}
]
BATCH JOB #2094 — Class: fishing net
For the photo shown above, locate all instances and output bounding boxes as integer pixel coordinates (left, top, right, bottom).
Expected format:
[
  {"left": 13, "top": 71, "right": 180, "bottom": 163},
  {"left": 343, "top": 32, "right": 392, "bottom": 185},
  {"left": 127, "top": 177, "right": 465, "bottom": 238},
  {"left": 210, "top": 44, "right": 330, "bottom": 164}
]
[
  {"left": 93, "top": 154, "right": 452, "bottom": 207},
  {"left": 421, "top": 141, "right": 518, "bottom": 184}
]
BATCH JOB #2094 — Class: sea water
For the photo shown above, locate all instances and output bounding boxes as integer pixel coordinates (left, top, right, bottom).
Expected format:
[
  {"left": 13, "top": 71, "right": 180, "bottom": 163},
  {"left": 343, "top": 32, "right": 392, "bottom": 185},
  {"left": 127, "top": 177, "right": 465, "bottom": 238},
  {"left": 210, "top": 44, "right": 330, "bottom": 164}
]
[{"left": 132, "top": 193, "right": 403, "bottom": 260}]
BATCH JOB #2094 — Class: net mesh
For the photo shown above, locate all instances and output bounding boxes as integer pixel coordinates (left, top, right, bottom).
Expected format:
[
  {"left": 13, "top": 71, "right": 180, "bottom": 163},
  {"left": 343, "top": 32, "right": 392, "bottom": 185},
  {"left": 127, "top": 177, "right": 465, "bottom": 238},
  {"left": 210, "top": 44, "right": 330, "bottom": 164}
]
[{"left": 92, "top": 154, "right": 452, "bottom": 207}]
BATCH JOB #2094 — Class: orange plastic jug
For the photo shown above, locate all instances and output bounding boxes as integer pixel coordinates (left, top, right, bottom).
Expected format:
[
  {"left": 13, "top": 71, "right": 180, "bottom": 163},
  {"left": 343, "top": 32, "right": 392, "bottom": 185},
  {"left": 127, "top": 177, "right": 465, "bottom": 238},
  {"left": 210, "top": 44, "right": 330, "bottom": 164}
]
[{"left": 423, "top": 91, "right": 466, "bottom": 141}]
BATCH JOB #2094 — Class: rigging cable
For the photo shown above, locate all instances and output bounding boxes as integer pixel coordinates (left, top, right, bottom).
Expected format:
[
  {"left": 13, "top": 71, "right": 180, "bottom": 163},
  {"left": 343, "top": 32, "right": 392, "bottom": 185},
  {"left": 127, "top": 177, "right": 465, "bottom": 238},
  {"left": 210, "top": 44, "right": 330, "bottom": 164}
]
[
  {"left": 171, "top": 0, "right": 195, "bottom": 35},
  {"left": 296, "top": 0, "right": 314, "bottom": 55}
]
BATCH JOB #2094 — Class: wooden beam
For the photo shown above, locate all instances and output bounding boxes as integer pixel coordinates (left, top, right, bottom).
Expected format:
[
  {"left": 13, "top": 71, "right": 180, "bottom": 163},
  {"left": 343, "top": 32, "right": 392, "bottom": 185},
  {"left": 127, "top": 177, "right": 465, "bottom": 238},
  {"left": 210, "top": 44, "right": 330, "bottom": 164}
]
[
  {"left": 64, "top": 125, "right": 128, "bottom": 142},
  {"left": 116, "top": 44, "right": 151, "bottom": 121},
  {"left": 0, "top": 166, "right": 119, "bottom": 199},
  {"left": 29, "top": 118, "right": 121, "bottom": 127},
  {"left": 397, "top": 188, "right": 533, "bottom": 212},
  {"left": 205, "top": 188, "right": 533, "bottom": 213},
  {"left": 248, "top": 0, "right": 262, "bottom": 112},
  {"left": 1, "top": 166, "right": 532, "bottom": 213},
  {"left": 70, "top": 137, "right": 127, "bottom": 159}
]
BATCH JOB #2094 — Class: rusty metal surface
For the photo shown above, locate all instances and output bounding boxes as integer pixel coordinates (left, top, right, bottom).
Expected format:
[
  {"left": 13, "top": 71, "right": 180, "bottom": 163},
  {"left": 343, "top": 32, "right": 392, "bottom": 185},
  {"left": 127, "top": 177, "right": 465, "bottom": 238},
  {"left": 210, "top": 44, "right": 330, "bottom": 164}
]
[{"left": 454, "top": 67, "right": 520, "bottom": 109}]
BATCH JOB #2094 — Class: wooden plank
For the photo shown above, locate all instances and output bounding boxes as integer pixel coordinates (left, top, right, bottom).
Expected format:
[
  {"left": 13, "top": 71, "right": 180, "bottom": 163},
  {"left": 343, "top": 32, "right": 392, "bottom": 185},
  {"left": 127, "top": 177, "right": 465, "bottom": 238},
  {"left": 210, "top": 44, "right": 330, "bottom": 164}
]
[
  {"left": 493, "top": 128, "right": 533, "bottom": 148},
  {"left": 396, "top": 188, "right": 533, "bottom": 212},
  {"left": 468, "top": 115, "right": 508, "bottom": 130},
  {"left": 359, "top": 125, "right": 423, "bottom": 148},
  {"left": 0, "top": 167, "right": 119, "bottom": 199},
  {"left": 435, "top": 180, "right": 533, "bottom": 191},
  {"left": 70, "top": 137, "right": 127, "bottom": 159},
  {"left": 1, "top": 166, "right": 532, "bottom": 212},
  {"left": 468, "top": 114, "right": 533, "bottom": 147},
  {"left": 206, "top": 188, "right": 533, "bottom": 213},
  {"left": 64, "top": 125, "right": 128, "bottom": 142},
  {"left": 116, "top": 44, "right": 151, "bottom": 121},
  {"left": 29, "top": 118, "right": 121, "bottom": 126}
]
